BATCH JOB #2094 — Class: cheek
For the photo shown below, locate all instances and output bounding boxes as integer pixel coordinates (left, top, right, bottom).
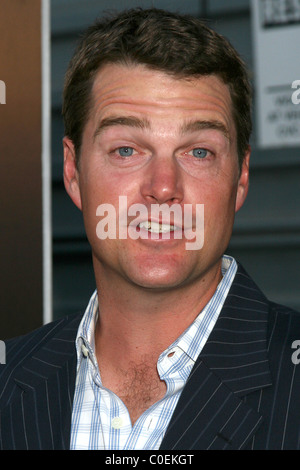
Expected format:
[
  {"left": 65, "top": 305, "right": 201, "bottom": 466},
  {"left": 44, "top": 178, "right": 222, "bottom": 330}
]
[
  {"left": 78, "top": 173, "right": 131, "bottom": 245},
  {"left": 201, "top": 179, "right": 238, "bottom": 229}
]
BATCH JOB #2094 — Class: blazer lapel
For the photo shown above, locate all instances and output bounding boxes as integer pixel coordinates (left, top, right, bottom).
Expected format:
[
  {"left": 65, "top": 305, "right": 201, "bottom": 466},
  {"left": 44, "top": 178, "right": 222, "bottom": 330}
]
[
  {"left": 1, "top": 314, "right": 81, "bottom": 449},
  {"left": 160, "top": 264, "right": 273, "bottom": 450}
]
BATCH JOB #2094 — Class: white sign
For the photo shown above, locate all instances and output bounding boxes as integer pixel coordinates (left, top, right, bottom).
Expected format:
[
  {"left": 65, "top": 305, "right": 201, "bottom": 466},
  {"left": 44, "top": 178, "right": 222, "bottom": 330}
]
[{"left": 251, "top": 0, "right": 300, "bottom": 147}]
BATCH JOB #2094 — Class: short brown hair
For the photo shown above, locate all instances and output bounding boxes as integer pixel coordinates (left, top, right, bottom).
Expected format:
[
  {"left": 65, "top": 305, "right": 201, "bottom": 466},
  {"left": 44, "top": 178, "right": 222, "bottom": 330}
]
[{"left": 63, "top": 8, "right": 252, "bottom": 168}]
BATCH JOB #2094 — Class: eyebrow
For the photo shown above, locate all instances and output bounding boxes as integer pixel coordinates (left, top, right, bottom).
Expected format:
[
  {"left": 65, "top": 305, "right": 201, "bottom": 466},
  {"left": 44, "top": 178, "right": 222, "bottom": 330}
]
[
  {"left": 93, "top": 115, "right": 150, "bottom": 140},
  {"left": 180, "top": 119, "right": 230, "bottom": 140},
  {"left": 93, "top": 115, "right": 230, "bottom": 141}
]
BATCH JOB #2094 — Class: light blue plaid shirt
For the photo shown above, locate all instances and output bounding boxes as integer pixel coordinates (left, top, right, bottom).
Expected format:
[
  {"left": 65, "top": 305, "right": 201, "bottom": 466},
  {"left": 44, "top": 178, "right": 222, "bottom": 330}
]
[{"left": 70, "top": 255, "right": 237, "bottom": 450}]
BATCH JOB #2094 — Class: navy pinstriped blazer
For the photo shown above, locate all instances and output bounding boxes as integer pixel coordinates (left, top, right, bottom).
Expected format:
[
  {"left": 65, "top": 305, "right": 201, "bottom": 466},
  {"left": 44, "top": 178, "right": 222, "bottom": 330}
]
[{"left": 1, "top": 263, "right": 300, "bottom": 450}]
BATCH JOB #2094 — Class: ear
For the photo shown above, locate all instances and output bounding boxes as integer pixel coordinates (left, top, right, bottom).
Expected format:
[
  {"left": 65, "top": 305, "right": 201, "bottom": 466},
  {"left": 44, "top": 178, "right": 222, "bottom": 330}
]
[
  {"left": 63, "top": 136, "right": 82, "bottom": 210},
  {"left": 235, "top": 147, "right": 250, "bottom": 213}
]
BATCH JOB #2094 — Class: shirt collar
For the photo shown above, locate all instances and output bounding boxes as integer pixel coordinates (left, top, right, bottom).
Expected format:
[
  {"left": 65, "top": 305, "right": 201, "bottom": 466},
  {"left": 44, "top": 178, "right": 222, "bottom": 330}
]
[
  {"left": 158, "top": 255, "right": 237, "bottom": 366},
  {"left": 75, "top": 290, "right": 99, "bottom": 370}
]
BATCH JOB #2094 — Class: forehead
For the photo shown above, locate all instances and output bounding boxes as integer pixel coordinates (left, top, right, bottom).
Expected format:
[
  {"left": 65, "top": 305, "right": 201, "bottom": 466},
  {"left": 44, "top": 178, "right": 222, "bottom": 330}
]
[{"left": 89, "top": 63, "right": 235, "bottom": 137}]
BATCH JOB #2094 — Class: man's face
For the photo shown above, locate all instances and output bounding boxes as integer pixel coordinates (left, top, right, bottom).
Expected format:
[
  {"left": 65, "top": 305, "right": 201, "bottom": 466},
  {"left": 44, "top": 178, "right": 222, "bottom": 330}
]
[{"left": 63, "top": 64, "right": 249, "bottom": 291}]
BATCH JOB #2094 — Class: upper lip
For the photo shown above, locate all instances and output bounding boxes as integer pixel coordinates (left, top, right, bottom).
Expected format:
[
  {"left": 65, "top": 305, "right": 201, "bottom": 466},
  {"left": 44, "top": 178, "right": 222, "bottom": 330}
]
[{"left": 120, "top": 206, "right": 196, "bottom": 230}]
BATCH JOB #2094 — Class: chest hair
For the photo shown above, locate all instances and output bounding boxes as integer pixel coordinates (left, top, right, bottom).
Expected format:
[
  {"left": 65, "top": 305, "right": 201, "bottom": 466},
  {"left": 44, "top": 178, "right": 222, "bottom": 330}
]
[{"left": 102, "top": 357, "right": 167, "bottom": 425}]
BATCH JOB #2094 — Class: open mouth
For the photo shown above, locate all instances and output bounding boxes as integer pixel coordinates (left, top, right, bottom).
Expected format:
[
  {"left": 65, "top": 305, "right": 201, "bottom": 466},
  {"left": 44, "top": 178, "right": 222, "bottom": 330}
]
[
  {"left": 133, "top": 220, "right": 186, "bottom": 241},
  {"left": 138, "top": 221, "right": 176, "bottom": 234}
]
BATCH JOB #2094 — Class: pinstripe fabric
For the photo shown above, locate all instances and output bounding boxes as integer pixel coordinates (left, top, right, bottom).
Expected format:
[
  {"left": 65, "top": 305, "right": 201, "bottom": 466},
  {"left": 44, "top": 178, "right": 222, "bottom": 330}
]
[
  {"left": 1, "top": 263, "right": 300, "bottom": 449},
  {"left": 161, "top": 268, "right": 300, "bottom": 450},
  {"left": 244, "top": 303, "right": 300, "bottom": 450},
  {"left": 0, "top": 315, "right": 80, "bottom": 449}
]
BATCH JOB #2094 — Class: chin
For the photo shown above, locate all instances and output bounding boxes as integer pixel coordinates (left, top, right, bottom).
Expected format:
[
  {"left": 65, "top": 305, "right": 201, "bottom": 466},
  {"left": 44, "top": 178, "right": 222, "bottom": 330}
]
[{"left": 124, "top": 264, "right": 196, "bottom": 291}]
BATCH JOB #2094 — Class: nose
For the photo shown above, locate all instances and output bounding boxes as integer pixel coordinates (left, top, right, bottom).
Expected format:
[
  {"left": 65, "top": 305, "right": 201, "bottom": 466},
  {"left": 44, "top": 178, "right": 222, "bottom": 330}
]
[{"left": 140, "top": 155, "right": 184, "bottom": 205}]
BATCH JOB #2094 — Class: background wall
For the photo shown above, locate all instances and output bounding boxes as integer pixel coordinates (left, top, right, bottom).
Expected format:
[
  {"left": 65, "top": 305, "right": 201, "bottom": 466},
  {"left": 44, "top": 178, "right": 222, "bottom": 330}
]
[
  {"left": 51, "top": 0, "right": 300, "bottom": 321},
  {"left": 0, "top": 0, "right": 44, "bottom": 338}
]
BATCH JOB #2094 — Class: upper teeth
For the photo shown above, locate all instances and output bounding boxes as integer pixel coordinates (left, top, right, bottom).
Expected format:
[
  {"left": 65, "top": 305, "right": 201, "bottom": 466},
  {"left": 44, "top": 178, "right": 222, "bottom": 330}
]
[{"left": 139, "top": 221, "right": 175, "bottom": 233}]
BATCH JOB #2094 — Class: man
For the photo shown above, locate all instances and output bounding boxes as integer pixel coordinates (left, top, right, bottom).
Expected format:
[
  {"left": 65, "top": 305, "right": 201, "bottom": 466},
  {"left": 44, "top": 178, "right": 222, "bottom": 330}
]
[{"left": 1, "top": 8, "right": 300, "bottom": 450}]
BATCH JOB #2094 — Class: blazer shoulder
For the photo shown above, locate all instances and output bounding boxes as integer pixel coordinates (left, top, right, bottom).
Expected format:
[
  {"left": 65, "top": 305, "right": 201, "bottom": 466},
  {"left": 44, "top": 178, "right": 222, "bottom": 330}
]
[
  {"left": 269, "top": 301, "right": 300, "bottom": 317},
  {"left": 267, "top": 300, "right": 300, "bottom": 348},
  {"left": 268, "top": 300, "right": 300, "bottom": 323}
]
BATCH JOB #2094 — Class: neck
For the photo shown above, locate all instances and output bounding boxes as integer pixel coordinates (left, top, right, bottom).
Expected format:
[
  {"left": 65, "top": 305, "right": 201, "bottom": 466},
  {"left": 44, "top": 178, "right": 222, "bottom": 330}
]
[{"left": 93, "top": 258, "right": 223, "bottom": 365}]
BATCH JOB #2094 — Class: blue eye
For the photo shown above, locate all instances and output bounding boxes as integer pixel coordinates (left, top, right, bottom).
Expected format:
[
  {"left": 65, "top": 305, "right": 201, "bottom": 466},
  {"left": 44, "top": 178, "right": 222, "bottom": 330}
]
[
  {"left": 117, "top": 147, "right": 134, "bottom": 157},
  {"left": 192, "top": 148, "right": 208, "bottom": 159}
]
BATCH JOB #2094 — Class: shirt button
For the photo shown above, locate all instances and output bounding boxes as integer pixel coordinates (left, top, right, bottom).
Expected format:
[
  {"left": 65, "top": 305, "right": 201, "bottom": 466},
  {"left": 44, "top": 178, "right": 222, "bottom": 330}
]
[{"left": 111, "top": 416, "right": 123, "bottom": 429}]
